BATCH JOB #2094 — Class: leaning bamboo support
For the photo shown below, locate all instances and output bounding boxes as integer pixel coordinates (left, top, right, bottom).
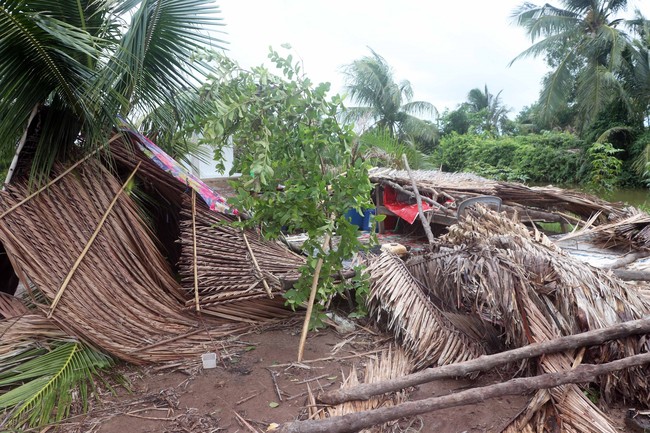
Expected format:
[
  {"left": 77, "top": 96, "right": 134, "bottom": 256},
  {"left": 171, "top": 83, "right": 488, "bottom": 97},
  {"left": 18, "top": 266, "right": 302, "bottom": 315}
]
[
  {"left": 0, "top": 149, "right": 100, "bottom": 220},
  {"left": 3, "top": 104, "right": 40, "bottom": 188},
  {"left": 192, "top": 189, "right": 200, "bottom": 312},
  {"left": 319, "top": 316, "right": 650, "bottom": 405},
  {"left": 278, "top": 351, "right": 650, "bottom": 433},
  {"left": 239, "top": 217, "right": 273, "bottom": 299},
  {"left": 47, "top": 162, "right": 141, "bottom": 318},
  {"left": 298, "top": 214, "right": 336, "bottom": 361},
  {"left": 401, "top": 155, "right": 435, "bottom": 246}
]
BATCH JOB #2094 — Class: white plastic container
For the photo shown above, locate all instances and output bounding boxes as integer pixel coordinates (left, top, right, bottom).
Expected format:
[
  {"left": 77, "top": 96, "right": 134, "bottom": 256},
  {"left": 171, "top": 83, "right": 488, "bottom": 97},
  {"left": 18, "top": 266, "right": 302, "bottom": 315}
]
[{"left": 201, "top": 352, "right": 217, "bottom": 369}]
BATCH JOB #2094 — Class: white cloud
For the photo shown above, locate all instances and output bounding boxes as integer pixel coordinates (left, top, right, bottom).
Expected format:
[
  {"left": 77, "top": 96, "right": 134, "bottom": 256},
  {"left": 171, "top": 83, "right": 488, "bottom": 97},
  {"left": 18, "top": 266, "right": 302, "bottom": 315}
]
[{"left": 217, "top": 0, "right": 650, "bottom": 116}]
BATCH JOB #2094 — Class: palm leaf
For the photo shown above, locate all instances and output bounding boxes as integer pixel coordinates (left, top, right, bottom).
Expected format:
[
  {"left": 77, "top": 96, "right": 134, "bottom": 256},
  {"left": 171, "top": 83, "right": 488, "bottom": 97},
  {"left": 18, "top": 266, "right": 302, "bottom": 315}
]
[
  {"left": 366, "top": 253, "right": 487, "bottom": 370},
  {"left": 0, "top": 340, "right": 113, "bottom": 429}
]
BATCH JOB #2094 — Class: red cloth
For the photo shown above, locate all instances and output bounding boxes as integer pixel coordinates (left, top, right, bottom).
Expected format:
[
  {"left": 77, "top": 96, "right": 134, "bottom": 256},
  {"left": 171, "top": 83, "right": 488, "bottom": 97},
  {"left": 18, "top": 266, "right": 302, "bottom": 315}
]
[{"left": 383, "top": 185, "right": 431, "bottom": 224}]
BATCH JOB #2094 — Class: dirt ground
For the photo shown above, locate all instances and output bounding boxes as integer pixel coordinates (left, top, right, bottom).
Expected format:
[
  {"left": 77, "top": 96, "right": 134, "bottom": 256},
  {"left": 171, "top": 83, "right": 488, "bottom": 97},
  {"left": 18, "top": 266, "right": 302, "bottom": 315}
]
[{"left": 55, "top": 320, "right": 633, "bottom": 433}]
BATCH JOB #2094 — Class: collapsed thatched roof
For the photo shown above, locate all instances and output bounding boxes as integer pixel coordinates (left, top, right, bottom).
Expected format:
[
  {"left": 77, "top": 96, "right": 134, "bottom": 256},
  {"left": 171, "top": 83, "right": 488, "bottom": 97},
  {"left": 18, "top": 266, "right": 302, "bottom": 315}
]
[
  {"left": 369, "top": 168, "right": 627, "bottom": 224},
  {"left": 366, "top": 207, "right": 650, "bottom": 432},
  {"left": 0, "top": 135, "right": 306, "bottom": 363}
]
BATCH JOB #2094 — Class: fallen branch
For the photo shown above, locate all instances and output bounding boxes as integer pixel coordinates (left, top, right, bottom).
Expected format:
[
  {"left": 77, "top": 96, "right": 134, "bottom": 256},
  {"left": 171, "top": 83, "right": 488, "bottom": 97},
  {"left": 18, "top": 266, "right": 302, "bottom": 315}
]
[
  {"left": 319, "top": 316, "right": 650, "bottom": 405},
  {"left": 602, "top": 251, "right": 650, "bottom": 270},
  {"left": 277, "top": 352, "right": 650, "bottom": 433},
  {"left": 612, "top": 269, "right": 650, "bottom": 281}
]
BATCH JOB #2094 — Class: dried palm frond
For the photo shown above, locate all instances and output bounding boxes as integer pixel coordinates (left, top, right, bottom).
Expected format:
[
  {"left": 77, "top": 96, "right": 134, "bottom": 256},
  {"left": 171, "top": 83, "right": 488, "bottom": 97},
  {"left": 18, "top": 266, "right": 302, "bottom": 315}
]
[
  {"left": 402, "top": 207, "right": 650, "bottom": 432},
  {"left": 0, "top": 160, "right": 245, "bottom": 363},
  {"left": 322, "top": 346, "right": 413, "bottom": 433},
  {"left": 0, "top": 292, "right": 29, "bottom": 319},
  {"left": 0, "top": 314, "right": 70, "bottom": 361},
  {"left": 366, "top": 253, "right": 487, "bottom": 369},
  {"left": 584, "top": 207, "right": 650, "bottom": 250}
]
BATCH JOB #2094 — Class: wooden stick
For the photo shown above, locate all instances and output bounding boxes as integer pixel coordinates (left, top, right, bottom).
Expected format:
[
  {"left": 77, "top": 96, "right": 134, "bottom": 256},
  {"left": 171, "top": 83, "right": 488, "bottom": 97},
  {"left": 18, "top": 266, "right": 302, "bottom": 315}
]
[
  {"left": 297, "top": 229, "right": 332, "bottom": 362},
  {"left": 401, "top": 155, "right": 435, "bottom": 246},
  {"left": 192, "top": 189, "right": 200, "bottom": 311},
  {"left": 0, "top": 149, "right": 101, "bottom": 220},
  {"left": 278, "top": 352, "right": 650, "bottom": 433},
  {"left": 239, "top": 217, "right": 273, "bottom": 299},
  {"left": 3, "top": 104, "right": 40, "bottom": 188},
  {"left": 47, "top": 162, "right": 141, "bottom": 318},
  {"left": 319, "top": 316, "right": 650, "bottom": 405},
  {"left": 270, "top": 349, "right": 383, "bottom": 368}
]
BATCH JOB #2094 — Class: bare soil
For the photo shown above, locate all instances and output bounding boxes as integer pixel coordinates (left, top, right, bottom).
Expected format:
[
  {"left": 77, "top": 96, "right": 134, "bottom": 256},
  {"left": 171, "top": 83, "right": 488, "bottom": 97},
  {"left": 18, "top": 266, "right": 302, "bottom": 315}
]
[{"left": 56, "top": 321, "right": 632, "bottom": 433}]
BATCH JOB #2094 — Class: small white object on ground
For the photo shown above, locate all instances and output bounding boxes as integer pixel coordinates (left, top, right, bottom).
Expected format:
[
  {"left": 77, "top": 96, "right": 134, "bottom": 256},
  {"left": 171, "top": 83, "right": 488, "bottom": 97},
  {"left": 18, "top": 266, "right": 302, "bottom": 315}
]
[{"left": 201, "top": 352, "right": 217, "bottom": 369}]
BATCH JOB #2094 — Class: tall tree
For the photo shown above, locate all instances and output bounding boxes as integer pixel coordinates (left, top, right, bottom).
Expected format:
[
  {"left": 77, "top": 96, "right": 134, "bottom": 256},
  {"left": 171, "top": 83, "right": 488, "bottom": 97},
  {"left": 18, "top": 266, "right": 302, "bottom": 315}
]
[
  {"left": 466, "top": 85, "right": 509, "bottom": 135},
  {"left": 511, "top": 0, "right": 648, "bottom": 131},
  {"left": 0, "top": 0, "right": 224, "bottom": 182},
  {"left": 342, "top": 49, "right": 438, "bottom": 145}
]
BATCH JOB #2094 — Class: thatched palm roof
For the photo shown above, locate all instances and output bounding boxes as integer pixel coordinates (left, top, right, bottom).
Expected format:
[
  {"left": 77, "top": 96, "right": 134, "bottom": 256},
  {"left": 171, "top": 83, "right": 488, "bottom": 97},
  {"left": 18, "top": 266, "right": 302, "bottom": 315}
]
[
  {"left": 369, "top": 168, "right": 626, "bottom": 224},
  {"left": 0, "top": 136, "right": 305, "bottom": 363}
]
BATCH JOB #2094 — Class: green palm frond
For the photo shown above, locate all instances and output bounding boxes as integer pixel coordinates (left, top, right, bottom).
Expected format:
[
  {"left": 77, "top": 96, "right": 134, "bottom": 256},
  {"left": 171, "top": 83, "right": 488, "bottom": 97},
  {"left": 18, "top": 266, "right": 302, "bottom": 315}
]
[{"left": 0, "top": 341, "right": 113, "bottom": 429}]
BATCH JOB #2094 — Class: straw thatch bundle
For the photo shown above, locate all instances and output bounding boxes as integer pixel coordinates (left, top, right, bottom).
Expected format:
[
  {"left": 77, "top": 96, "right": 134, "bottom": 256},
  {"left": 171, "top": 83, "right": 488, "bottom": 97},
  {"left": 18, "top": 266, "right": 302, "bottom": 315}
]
[
  {"left": 176, "top": 195, "right": 304, "bottom": 323},
  {"left": 0, "top": 160, "right": 245, "bottom": 364},
  {"left": 319, "top": 346, "right": 413, "bottom": 433},
  {"left": 586, "top": 207, "right": 650, "bottom": 250}
]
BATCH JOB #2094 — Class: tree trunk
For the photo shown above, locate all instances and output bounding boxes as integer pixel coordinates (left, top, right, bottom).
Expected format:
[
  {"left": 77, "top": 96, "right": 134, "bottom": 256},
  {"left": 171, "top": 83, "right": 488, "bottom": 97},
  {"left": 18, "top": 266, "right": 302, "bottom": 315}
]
[
  {"left": 277, "top": 352, "right": 650, "bottom": 433},
  {"left": 319, "top": 316, "right": 650, "bottom": 405}
]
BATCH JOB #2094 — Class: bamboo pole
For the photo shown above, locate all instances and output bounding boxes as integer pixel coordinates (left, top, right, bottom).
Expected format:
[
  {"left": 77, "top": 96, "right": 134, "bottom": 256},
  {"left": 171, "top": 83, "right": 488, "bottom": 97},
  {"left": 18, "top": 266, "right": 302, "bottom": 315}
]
[
  {"left": 3, "top": 104, "right": 40, "bottom": 188},
  {"left": 401, "top": 155, "right": 435, "bottom": 246},
  {"left": 0, "top": 139, "right": 118, "bottom": 220},
  {"left": 192, "top": 189, "right": 200, "bottom": 311},
  {"left": 297, "top": 214, "right": 336, "bottom": 362},
  {"left": 47, "top": 162, "right": 141, "bottom": 318},
  {"left": 239, "top": 217, "right": 273, "bottom": 299},
  {"left": 319, "top": 316, "right": 650, "bottom": 405}
]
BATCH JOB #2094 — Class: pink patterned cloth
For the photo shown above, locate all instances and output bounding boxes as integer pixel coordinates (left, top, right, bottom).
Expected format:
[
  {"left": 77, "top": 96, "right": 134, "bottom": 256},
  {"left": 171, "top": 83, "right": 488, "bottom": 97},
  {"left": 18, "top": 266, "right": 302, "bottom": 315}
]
[{"left": 119, "top": 122, "right": 237, "bottom": 216}]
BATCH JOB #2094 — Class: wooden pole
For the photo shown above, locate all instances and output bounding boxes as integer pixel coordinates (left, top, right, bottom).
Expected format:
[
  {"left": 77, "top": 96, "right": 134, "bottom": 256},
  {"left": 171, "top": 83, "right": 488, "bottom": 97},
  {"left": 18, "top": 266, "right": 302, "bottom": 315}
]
[
  {"left": 319, "top": 316, "right": 650, "bottom": 405},
  {"left": 47, "top": 162, "right": 141, "bottom": 318},
  {"left": 401, "top": 155, "right": 435, "bottom": 246},
  {"left": 239, "top": 217, "right": 274, "bottom": 299},
  {"left": 278, "top": 352, "right": 650, "bottom": 433},
  {"left": 297, "top": 215, "right": 335, "bottom": 362},
  {"left": 191, "top": 189, "right": 200, "bottom": 311},
  {"left": 3, "top": 104, "right": 40, "bottom": 188}
]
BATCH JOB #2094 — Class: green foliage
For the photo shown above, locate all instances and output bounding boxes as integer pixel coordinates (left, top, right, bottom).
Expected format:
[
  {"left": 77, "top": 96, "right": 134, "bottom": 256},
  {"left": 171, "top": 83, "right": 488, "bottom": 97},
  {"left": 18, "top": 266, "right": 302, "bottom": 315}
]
[
  {"left": 357, "top": 129, "right": 432, "bottom": 170},
  {"left": 433, "top": 132, "right": 586, "bottom": 184},
  {"left": 0, "top": 0, "right": 224, "bottom": 181},
  {"left": 196, "top": 48, "right": 374, "bottom": 327},
  {"left": 511, "top": 1, "right": 650, "bottom": 133},
  {"left": 341, "top": 48, "right": 438, "bottom": 146},
  {"left": 0, "top": 342, "right": 113, "bottom": 429},
  {"left": 587, "top": 142, "right": 623, "bottom": 192}
]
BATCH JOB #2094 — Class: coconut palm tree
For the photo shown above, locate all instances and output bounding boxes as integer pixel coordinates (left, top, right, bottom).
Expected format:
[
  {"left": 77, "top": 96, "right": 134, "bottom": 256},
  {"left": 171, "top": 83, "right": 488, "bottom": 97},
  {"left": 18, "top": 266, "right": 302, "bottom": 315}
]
[
  {"left": 466, "top": 85, "right": 509, "bottom": 135},
  {"left": 0, "top": 0, "right": 224, "bottom": 183},
  {"left": 511, "top": 0, "right": 646, "bottom": 131},
  {"left": 342, "top": 49, "right": 438, "bottom": 145}
]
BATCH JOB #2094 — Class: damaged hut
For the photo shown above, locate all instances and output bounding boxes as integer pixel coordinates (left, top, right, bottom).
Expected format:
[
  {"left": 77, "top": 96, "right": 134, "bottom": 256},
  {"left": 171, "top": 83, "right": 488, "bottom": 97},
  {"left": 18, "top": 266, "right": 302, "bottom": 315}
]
[{"left": 0, "top": 127, "right": 304, "bottom": 364}]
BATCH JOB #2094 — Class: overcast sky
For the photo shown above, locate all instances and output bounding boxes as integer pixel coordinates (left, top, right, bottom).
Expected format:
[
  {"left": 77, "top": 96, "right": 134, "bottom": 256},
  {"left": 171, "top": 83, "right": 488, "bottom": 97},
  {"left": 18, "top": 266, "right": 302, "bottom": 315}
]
[{"left": 216, "top": 1, "right": 650, "bottom": 119}]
